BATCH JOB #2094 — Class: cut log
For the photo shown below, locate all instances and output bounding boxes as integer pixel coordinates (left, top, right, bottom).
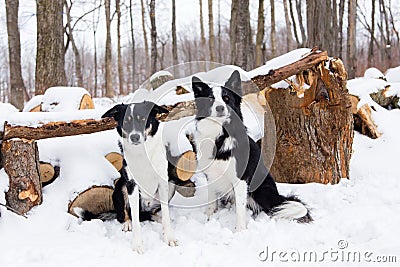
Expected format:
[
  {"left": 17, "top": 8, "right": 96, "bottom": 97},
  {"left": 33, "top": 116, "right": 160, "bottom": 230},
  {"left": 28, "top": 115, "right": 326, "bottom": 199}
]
[
  {"left": 105, "top": 152, "right": 123, "bottom": 171},
  {"left": 176, "top": 151, "right": 197, "bottom": 181},
  {"left": 39, "top": 161, "right": 60, "bottom": 187},
  {"left": 30, "top": 105, "right": 41, "bottom": 112},
  {"left": 2, "top": 118, "right": 117, "bottom": 141},
  {"left": 68, "top": 185, "right": 114, "bottom": 218},
  {"left": 2, "top": 139, "right": 42, "bottom": 215},
  {"left": 79, "top": 94, "right": 95, "bottom": 110},
  {"left": 370, "top": 88, "right": 400, "bottom": 110},
  {"left": 150, "top": 71, "right": 174, "bottom": 90},
  {"left": 251, "top": 49, "right": 329, "bottom": 90},
  {"left": 261, "top": 57, "right": 353, "bottom": 184}
]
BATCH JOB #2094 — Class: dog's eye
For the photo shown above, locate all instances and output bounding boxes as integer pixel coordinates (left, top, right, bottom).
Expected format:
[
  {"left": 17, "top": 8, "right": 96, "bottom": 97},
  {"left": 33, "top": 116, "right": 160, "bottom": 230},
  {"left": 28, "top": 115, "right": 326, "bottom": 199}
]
[
  {"left": 127, "top": 116, "right": 132, "bottom": 121},
  {"left": 223, "top": 95, "right": 230, "bottom": 102}
]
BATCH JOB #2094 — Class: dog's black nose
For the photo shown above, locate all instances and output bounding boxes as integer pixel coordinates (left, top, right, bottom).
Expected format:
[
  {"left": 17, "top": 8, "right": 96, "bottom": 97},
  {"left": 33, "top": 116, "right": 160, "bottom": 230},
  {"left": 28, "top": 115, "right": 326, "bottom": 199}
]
[
  {"left": 130, "top": 134, "right": 140, "bottom": 143},
  {"left": 216, "top": 105, "right": 225, "bottom": 113}
]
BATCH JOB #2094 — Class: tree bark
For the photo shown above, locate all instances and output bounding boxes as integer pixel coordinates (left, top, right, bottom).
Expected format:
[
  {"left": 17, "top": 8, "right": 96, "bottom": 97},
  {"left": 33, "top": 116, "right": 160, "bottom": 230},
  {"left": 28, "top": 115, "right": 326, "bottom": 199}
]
[
  {"left": 231, "top": 0, "right": 250, "bottom": 70},
  {"left": 288, "top": 0, "right": 300, "bottom": 47},
  {"left": 172, "top": 0, "right": 178, "bottom": 65},
  {"left": 229, "top": 0, "right": 237, "bottom": 64},
  {"left": 140, "top": 0, "right": 150, "bottom": 76},
  {"left": 116, "top": 0, "right": 124, "bottom": 95},
  {"left": 255, "top": 0, "right": 264, "bottom": 67},
  {"left": 367, "top": 0, "right": 375, "bottom": 67},
  {"left": 270, "top": 0, "right": 276, "bottom": 57},
  {"left": 208, "top": 0, "right": 215, "bottom": 61},
  {"left": 283, "top": 0, "right": 293, "bottom": 51},
  {"left": 295, "top": 0, "right": 306, "bottom": 47},
  {"left": 2, "top": 139, "right": 42, "bottom": 215},
  {"left": 129, "top": 0, "right": 136, "bottom": 90},
  {"left": 2, "top": 118, "right": 117, "bottom": 141},
  {"left": 262, "top": 58, "right": 353, "bottom": 184},
  {"left": 149, "top": 0, "right": 157, "bottom": 74},
  {"left": 5, "top": 0, "right": 25, "bottom": 110},
  {"left": 35, "top": 0, "right": 66, "bottom": 95},
  {"left": 199, "top": 0, "right": 206, "bottom": 61},
  {"left": 338, "top": 0, "right": 345, "bottom": 59},
  {"left": 347, "top": 0, "right": 357, "bottom": 79},
  {"left": 64, "top": 0, "right": 83, "bottom": 88},
  {"left": 104, "top": 0, "right": 113, "bottom": 97}
]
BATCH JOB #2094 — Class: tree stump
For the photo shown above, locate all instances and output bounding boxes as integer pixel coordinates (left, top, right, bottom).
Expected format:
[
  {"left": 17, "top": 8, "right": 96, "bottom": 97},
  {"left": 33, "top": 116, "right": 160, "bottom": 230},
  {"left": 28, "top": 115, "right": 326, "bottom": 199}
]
[
  {"left": 2, "top": 139, "right": 42, "bottom": 215},
  {"left": 261, "top": 58, "right": 353, "bottom": 184}
]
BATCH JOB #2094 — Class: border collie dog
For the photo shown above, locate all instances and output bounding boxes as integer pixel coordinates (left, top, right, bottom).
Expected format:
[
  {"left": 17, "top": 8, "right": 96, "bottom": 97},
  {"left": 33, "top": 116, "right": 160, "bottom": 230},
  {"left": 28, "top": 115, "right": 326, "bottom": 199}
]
[
  {"left": 192, "top": 70, "right": 312, "bottom": 231},
  {"left": 101, "top": 101, "right": 181, "bottom": 253}
]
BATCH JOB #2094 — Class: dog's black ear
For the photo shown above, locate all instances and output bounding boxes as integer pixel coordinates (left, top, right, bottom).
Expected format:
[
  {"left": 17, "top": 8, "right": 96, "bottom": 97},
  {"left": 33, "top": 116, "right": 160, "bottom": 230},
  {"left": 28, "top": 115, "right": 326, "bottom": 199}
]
[
  {"left": 102, "top": 104, "right": 128, "bottom": 136},
  {"left": 192, "top": 76, "right": 210, "bottom": 98},
  {"left": 150, "top": 103, "right": 169, "bottom": 117},
  {"left": 224, "top": 70, "right": 242, "bottom": 97}
]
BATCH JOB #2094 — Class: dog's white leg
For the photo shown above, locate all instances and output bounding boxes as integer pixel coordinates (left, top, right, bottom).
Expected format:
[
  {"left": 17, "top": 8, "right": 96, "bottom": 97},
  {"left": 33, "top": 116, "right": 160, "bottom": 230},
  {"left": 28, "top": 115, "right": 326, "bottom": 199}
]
[
  {"left": 234, "top": 179, "right": 247, "bottom": 232},
  {"left": 158, "top": 181, "right": 178, "bottom": 246},
  {"left": 206, "top": 184, "right": 218, "bottom": 219},
  {"left": 129, "top": 185, "right": 144, "bottom": 254}
]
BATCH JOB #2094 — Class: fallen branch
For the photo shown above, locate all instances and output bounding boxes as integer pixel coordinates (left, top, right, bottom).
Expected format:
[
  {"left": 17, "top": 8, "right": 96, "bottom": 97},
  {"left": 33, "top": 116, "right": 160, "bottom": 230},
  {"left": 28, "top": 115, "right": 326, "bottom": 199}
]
[
  {"left": 0, "top": 202, "right": 28, "bottom": 219},
  {"left": 251, "top": 50, "right": 328, "bottom": 90},
  {"left": 2, "top": 118, "right": 117, "bottom": 141}
]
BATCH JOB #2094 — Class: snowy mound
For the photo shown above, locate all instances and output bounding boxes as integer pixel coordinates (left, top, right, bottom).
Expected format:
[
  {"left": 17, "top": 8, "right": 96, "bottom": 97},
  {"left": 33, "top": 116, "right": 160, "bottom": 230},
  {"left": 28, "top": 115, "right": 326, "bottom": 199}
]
[
  {"left": 347, "top": 78, "right": 388, "bottom": 109},
  {"left": 364, "top": 67, "right": 385, "bottom": 80},
  {"left": 23, "top": 95, "right": 44, "bottom": 112},
  {"left": 0, "top": 102, "right": 18, "bottom": 114},
  {"left": 385, "top": 66, "right": 400, "bottom": 83}
]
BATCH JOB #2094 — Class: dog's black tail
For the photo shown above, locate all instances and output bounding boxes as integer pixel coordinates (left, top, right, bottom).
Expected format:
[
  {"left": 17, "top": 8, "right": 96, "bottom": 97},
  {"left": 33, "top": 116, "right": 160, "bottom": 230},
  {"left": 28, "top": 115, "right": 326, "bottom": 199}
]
[
  {"left": 73, "top": 207, "right": 117, "bottom": 221},
  {"left": 250, "top": 174, "right": 312, "bottom": 223}
]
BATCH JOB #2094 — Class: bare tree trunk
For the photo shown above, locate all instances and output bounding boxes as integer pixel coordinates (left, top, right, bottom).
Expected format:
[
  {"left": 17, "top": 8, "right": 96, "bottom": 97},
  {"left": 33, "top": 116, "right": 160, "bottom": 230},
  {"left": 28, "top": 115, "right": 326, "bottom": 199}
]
[
  {"left": 367, "top": 0, "right": 375, "bottom": 67},
  {"left": 5, "top": 0, "right": 25, "bottom": 110},
  {"left": 150, "top": 0, "right": 157, "bottom": 74},
  {"left": 104, "top": 0, "right": 113, "bottom": 97},
  {"left": 379, "top": 0, "right": 391, "bottom": 68},
  {"left": 338, "top": 0, "right": 345, "bottom": 58},
  {"left": 199, "top": 0, "right": 206, "bottom": 61},
  {"left": 283, "top": 0, "right": 293, "bottom": 51},
  {"left": 288, "top": 0, "right": 300, "bottom": 47},
  {"left": 231, "top": 0, "right": 250, "bottom": 70},
  {"left": 270, "top": 0, "right": 277, "bottom": 57},
  {"left": 332, "top": 0, "right": 338, "bottom": 56},
  {"left": 172, "top": 0, "right": 178, "bottom": 65},
  {"left": 64, "top": 0, "right": 83, "bottom": 88},
  {"left": 141, "top": 0, "right": 150, "bottom": 76},
  {"left": 306, "top": 1, "right": 334, "bottom": 53},
  {"left": 295, "top": 0, "right": 306, "bottom": 47},
  {"left": 255, "top": 0, "right": 264, "bottom": 67},
  {"left": 116, "top": 0, "right": 124, "bottom": 95},
  {"left": 229, "top": 0, "right": 238, "bottom": 63},
  {"left": 217, "top": 0, "right": 221, "bottom": 62},
  {"left": 129, "top": 0, "right": 136, "bottom": 90},
  {"left": 35, "top": 0, "right": 66, "bottom": 95},
  {"left": 347, "top": 0, "right": 357, "bottom": 79},
  {"left": 92, "top": 0, "right": 100, "bottom": 97},
  {"left": 208, "top": 0, "right": 215, "bottom": 61}
]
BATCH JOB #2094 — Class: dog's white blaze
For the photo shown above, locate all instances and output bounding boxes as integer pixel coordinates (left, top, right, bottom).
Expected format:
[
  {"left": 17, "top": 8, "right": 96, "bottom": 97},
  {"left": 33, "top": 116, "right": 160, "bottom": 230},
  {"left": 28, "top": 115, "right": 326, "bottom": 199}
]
[
  {"left": 220, "top": 136, "right": 236, "bottom": 153},
  {"left": 211, "top": 86, "right": 228, "bottom": 118},
  {"left": 271, "top": 201, "right": 308, "bottom": 220}
]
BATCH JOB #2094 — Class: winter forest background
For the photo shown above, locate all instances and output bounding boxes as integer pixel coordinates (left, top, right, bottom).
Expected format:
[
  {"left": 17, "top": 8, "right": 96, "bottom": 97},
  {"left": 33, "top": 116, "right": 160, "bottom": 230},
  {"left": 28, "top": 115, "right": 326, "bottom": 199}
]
[{"left": 0, "top": 0, "right": 399, "bottom": 110}]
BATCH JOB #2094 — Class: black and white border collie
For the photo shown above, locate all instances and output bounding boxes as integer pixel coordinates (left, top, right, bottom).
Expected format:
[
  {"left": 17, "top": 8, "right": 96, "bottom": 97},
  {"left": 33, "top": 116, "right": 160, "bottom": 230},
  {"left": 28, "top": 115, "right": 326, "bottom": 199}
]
[
  {"left": 192, "top": 70, "right": 312, "bottom": 231},
  {"left": 100, "top": 101, "right": 184, "bottom": 253}
]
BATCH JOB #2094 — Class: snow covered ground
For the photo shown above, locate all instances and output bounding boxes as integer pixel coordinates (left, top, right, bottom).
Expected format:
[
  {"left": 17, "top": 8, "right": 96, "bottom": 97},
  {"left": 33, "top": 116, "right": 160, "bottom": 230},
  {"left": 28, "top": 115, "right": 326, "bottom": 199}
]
[{"left": 1, "top": 66, "right": 400, "bottom": 266}]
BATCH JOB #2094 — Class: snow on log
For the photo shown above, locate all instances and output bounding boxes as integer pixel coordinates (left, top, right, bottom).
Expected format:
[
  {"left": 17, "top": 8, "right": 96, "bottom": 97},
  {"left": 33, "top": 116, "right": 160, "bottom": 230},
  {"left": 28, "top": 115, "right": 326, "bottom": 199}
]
[
  {"left": 68, "top": 186, "right": 114, "bottom": 218},
  {"left": 150, "top": 71, "right": 174, "bottom": 90},
  {"left": 2, "top": 118, "right": 117, "bottom": 141},
  {"left": 2, "top": 139, "right": 42, "bottom": 215}
]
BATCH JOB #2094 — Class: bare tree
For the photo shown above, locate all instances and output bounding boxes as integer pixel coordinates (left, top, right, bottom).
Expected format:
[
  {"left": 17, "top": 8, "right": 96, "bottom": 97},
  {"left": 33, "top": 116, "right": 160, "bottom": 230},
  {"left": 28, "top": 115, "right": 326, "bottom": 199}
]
[
  {"left": 129, "top": 0, "right": 136, "bottom": 88},
  {"left": 288, "top": 0, "right": 300, "bottom": 47},
  {"left": 172, "top": 0, "right": 178, "bottom": 65},
  {"left": 283, "top": 0, "right": 293, "bottom": 51},
  {"left": 338, "top": 0, "right": 345, "bottom": 58},
  {"left": 217, "top": 0, "right": 221, "bottom": 62},
  {"left": 208, "top": 0, "right": 215, "bottom": 61},
  {"left": 229, "top": 0, "right": 238, "bottom": 63},
  {"left": 35, "top": 0, "right": 66, "bottom": 95},
  {"left": 255, "top": 0, "right": 264, "bottom": 67},
  {"left": 270, "top": 0, "right": 277, "bottom": 57},
  {"left": 347, "top": 0, "right": 357, "bottom": 79},
  {"left": 115, "top": 0, "right": 124, "bottom": 94},
  {"left": 368, "top": 0, "right": 375, "bottom": 67},
  {"left": 150, "top": 0, "right": 157, "bottom": 74},
  {"left": 5, "top": 0, "right": 25, "bottom": 110},
  {"left": 231, "top": 0, "right": 250, "bottom": 70},
  {"left": 199, "top": 0, "right": 206, "bottom": 61},
  {"left": 64, "top": 0, "right": 83, "bottom": 88},
  {"left": 104, "top": 0, "right": 113, "bottom": 97},
  {"left": 92, "top": 0, "right": 100, "bottom": 97},
  {"left": 141, "top": 0, "right": 150, "bottom": 76},
  {"left": 295, "top": 0, "right": 306, "bottom": 47}
]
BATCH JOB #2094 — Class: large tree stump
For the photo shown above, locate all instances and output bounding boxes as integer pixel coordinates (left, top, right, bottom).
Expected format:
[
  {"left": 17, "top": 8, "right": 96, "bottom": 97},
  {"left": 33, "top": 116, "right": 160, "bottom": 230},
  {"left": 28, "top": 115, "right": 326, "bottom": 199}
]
[
  {"left": 261, "top": 58, "right": 353, "bottom": 184},
  {"left": 2, "top": 139, "right": 42, "bottom": 215}
]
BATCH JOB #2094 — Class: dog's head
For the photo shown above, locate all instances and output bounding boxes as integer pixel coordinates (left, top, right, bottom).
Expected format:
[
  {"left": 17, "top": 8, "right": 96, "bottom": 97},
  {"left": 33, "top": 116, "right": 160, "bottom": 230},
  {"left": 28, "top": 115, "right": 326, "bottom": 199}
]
[
  {"left": 192, "top": 70, "right": 243, "bottom": 123},
  {"left": 102, "top": 101, "right": 169, "bottom": 145}
]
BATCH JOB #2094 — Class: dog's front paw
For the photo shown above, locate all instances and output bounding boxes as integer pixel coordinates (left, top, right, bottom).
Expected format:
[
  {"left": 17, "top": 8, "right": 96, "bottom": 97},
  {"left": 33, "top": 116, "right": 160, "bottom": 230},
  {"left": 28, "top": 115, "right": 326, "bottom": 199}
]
[
  {"left": 164, "top": 232, "right": 178, "bottom": 247},
  {"left": 122, "top": 220, "right": 132, "bottom": 232}
]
